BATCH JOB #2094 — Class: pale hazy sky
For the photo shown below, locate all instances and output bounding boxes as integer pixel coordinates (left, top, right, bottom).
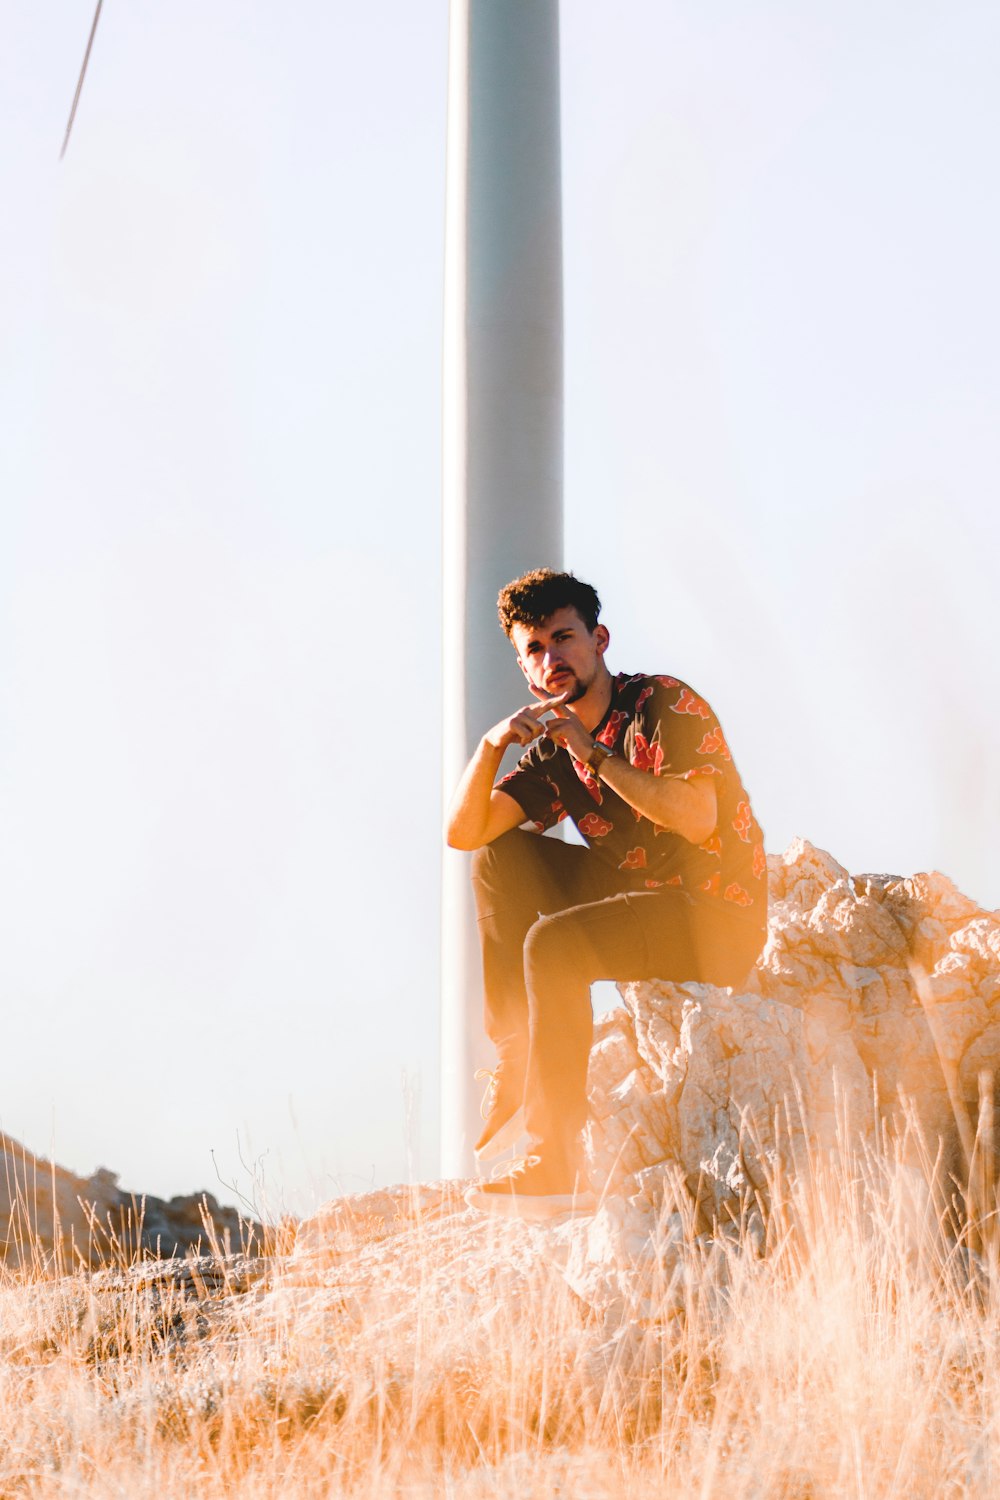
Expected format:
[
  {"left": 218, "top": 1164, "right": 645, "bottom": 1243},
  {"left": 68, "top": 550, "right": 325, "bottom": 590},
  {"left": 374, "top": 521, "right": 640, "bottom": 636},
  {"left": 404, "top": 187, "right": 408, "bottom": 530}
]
[{"left": 2, "top": 2, "right": 997, "bottom": 1214}]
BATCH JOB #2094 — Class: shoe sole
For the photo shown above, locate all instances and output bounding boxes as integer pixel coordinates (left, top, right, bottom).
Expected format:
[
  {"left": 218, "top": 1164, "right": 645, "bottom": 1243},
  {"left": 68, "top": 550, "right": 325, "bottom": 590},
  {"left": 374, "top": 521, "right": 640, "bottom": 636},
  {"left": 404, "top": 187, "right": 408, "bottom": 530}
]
[
  {"left": 463, "top": 1184, "right": 597, "bottom": 1222},
  {"left": 474, "top": 1105, "right": 528, "bottom": 1165}
]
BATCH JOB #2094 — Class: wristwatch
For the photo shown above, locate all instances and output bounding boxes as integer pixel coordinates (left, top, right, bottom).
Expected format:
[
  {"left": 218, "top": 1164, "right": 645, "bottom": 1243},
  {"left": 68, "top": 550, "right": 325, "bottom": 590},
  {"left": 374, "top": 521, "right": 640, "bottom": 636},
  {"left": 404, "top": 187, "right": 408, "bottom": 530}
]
[{"left": 586, "top": 741, "right": 614, "bottom": 779}]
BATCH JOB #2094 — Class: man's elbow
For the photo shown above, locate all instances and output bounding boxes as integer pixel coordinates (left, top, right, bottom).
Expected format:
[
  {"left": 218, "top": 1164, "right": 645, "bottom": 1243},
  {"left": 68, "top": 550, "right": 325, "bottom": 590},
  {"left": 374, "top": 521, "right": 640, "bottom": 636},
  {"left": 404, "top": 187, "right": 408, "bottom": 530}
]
[
  {"left": 679, "top": 787, "right": 718, "bottom": 846},
  {"left": 445, "top": 824, "right": 482, "bottom": 852},
  {"left": 686, "top": 815, "right": 717, "bottom": 847}
]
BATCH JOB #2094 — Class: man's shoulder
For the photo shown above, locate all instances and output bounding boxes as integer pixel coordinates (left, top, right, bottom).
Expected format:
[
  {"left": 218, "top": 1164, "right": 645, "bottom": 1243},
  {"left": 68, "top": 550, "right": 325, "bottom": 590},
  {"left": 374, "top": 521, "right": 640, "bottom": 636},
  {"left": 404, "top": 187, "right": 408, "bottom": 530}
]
[
  {"left": 614, "top": 673, "right": 724, "bottom": 730},
  {"left": 614, "top": 671, "right": 697, "bottom": 702}
]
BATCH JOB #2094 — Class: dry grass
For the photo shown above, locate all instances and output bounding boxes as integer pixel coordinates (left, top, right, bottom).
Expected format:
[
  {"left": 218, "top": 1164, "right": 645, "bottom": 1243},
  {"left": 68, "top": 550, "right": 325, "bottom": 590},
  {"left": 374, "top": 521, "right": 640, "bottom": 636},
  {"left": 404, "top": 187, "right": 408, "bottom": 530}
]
[{"left": 1, "top": 1132, "right": 999, "bottom": 1500}]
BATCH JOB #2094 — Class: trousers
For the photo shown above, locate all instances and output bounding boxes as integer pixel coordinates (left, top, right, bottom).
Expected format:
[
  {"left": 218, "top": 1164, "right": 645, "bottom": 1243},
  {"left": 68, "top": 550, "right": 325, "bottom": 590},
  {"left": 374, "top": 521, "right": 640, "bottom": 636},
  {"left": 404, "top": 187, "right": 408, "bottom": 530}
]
[{"left": 471, "top": 829, "right": 765, "bottom": 1170}]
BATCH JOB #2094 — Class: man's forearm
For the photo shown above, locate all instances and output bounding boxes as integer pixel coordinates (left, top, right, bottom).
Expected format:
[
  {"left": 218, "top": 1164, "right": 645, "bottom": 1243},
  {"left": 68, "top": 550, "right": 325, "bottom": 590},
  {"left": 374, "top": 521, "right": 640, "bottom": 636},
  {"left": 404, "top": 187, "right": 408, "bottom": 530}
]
[
  {"left": 445, "top": 738, "right": 505, "bottom": 850},
  {"left": 446, "top": 695, "right": 567, "bottom": 851},
  {"left": 597, "top": 755, "right": 717, "bottom": 845}
]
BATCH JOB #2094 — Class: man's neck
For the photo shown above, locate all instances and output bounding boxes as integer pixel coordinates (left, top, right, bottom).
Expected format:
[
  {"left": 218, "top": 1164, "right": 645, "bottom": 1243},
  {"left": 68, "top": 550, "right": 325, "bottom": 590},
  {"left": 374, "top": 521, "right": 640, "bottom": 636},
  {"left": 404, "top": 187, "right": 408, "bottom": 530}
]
[{"left": 571, "top": 666, "right": 614, "bottom": 732}]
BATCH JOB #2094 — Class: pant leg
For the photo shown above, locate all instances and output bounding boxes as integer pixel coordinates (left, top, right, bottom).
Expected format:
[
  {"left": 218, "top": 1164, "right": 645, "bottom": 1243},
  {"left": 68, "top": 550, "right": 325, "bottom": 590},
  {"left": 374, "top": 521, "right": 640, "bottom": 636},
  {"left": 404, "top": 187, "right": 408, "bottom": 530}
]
[
  {"left": 470, "top": 829, "right": 628, "bottom": 1077},
  {"left": 522, "top": 888, "right": 765, "bottom": 1171}
]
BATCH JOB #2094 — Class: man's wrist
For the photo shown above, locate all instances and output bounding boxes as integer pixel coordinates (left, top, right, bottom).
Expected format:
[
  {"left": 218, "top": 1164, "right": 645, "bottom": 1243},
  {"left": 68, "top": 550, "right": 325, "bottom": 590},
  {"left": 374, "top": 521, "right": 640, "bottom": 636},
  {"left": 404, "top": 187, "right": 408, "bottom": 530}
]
[{"left": 586, "top": 742, "right": 615, "bottom": 779}]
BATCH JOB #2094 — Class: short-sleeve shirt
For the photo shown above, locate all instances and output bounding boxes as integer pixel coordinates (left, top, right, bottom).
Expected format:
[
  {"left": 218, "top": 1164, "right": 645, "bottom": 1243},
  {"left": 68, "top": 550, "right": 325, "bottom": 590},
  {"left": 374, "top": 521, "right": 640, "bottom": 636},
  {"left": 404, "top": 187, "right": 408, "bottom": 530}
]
[{"left": 498, "top": 672, "right": 766, "bottom": 931}]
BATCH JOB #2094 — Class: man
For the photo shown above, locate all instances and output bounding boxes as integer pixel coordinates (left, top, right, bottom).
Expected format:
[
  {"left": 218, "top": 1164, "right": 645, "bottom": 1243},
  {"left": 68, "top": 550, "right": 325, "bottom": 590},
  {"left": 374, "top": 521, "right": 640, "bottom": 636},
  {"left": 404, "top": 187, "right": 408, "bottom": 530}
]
[{"left": 446, "top": 569, "right": 766, "bottom": 1219}]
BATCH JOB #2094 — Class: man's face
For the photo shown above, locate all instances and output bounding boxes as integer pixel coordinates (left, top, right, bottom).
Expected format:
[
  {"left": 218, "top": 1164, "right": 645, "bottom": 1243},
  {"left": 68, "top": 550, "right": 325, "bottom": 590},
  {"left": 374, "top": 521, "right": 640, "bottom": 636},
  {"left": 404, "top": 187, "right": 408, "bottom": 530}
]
[{"left": 510, "top": 606, "right": 610, "bottom": 705}]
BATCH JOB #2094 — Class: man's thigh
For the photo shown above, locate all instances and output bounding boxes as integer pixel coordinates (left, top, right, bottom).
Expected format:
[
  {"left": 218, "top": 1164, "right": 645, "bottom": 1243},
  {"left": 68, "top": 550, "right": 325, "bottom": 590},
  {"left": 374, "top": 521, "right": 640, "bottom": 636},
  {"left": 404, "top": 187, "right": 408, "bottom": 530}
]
[{"left": 527, "top": 888, "right": 762, "bottom": 988}]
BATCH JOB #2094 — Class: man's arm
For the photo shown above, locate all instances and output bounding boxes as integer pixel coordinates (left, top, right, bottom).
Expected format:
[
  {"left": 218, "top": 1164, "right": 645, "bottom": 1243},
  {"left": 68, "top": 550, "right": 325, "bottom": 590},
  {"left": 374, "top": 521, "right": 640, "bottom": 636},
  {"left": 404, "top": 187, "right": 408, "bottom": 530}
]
[
  {"left": 545, "top": 707, "right": 718, "bottom": 846},
  {"left": 597, "top": 755, "right": 717, "bottom": 845},
  {"left": 445, "top": 693, "right": 571, "bottom": 851}
]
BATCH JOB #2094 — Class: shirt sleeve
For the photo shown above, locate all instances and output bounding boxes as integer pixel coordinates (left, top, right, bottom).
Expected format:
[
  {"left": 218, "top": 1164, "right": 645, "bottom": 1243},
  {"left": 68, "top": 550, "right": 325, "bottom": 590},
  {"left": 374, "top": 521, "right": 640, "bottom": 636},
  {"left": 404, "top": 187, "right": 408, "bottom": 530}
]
[
  {"left": 496, "top": 759, "right": 566, "bottom": 834},
  {"left": 630, "top": 678, "right": 733, "bottom": 785}
]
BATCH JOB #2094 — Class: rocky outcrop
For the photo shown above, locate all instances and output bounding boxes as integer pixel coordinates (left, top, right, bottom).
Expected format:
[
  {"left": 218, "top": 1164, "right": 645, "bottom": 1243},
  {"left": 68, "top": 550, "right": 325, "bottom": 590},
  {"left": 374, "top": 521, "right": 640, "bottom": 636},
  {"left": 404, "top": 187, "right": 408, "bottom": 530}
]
[
  {"left": 278, "top": 842, "right": 999, "bottom": 1337},
  {"left": 585, "top": 839, "right": 1000, "bottom": 1227},
  {"left": 0, "top": 1135, "right": 259, "bottom": 1268},
  {"left": 7, "top": 837, "right": 996, "bottom": 1343}
]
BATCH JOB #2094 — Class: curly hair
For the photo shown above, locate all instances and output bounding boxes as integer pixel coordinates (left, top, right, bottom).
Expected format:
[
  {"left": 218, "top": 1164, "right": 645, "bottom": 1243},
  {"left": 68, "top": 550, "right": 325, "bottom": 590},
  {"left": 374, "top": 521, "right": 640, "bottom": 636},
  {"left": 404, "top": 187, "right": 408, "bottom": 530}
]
[{"left": 497, "top": 569, "right": 602, "bottom": 638}]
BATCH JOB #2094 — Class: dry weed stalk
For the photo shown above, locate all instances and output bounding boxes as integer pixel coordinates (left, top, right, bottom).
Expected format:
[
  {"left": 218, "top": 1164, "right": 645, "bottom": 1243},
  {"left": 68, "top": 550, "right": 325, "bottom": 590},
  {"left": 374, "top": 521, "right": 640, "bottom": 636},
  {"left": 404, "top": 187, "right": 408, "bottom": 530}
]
[{"left": 0, "top": 1113, "right": 998, "bottom": 1498}]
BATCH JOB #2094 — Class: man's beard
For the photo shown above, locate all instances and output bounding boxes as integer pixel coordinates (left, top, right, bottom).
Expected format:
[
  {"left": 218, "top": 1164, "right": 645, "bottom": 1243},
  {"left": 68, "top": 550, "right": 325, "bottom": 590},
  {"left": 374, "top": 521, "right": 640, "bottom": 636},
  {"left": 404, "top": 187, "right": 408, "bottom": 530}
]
[
  {"left": 559, "top": 669, "right": 594, "bottom": 705},
  {"left": 543, "top": 664, "right": 593, "bottom": 704}
]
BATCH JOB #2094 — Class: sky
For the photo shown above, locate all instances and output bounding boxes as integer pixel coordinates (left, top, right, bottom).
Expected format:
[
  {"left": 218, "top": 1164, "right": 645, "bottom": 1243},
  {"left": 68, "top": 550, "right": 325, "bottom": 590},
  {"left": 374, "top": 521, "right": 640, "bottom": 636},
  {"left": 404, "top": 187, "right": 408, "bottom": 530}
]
[{"left": 1, "top": 1, "right": 998, "bottom": 1216}]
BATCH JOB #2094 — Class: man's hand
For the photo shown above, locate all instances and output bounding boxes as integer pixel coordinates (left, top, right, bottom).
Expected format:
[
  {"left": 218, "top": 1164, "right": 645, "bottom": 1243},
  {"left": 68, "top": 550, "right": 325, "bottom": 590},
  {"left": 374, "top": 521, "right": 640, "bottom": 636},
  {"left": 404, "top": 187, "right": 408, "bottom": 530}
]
[
  {"left": 536, "top": 696, "right": 598, "bottom": 764},
  {"left": 483, "top": 691, "right": 572, "bottom": 753}
]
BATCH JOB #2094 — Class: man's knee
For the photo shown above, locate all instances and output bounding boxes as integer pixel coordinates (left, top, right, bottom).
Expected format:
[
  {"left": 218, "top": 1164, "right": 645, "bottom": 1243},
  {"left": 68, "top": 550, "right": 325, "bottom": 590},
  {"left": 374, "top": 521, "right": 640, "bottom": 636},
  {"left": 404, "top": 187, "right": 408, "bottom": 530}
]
[
  {"left": 470, "top": 837, "right": 505, "bottom": 906},
  {"left": 524, "top": 911, "right": 591, "bottom": 991},
  {"left": 470, "top": 828, "right": 541, "bottom": 898},
  {"left": 470, "top": 832, "right": 533, "bottom": 926},
  {"left": 471, "top": 829, "right": 517, "bottom": 877}
]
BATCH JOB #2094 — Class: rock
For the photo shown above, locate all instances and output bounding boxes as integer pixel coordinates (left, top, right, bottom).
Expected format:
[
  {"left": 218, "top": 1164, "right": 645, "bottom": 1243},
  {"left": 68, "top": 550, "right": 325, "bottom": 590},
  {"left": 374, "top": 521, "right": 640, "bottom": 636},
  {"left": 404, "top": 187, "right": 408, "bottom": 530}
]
[
  {"left": 544, "top": 1197, "right": 690, "bottom": 1328},
  {"left": 584, "top": 839, "right": 1000, "bottom": 1228},
  {"left": 275, "top": 842, "right": 995, "bottom": 1343},
  {"left": 4, "top": 837, "right": 995, "bottom": 1354},
  {"left": 0, "top": 1134, "right": 259, "bottom": 1269},
  {"left": 767, "top": 837, "right": 848, "bottom": 910},
  {"left": 283, "top": 1180, "right": 728, "bottom": 1359}
]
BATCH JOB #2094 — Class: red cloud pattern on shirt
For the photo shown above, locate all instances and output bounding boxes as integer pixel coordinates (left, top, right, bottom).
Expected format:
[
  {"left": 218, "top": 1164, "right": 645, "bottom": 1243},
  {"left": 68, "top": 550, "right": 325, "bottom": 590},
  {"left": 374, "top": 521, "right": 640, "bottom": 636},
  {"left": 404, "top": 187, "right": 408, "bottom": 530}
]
[
  {"left": 671, "top": 688, "right": 711, "bottom": 719},
  {"left": 697, "top": 726, "right": 731, "bottom": 761},
  {"left": 618, "top": 846, "right": 647, "bottom": 871},
  {"left": 631, "top": 733, "right": 664, "bottom": 775},
  {"left": 597, "top": 709, "right": 628, "bottom": 747},
  {"left": 699, "top": 873, "right": 721, "bottom": 897},
  {"left": 578, "top": 812, "right": 612, "bottom": 839},
  {"left": 724, "top": 882, "right": 753, "bottom": 907},
  {"left": 732, "top": 800, "right": 753, "bottom": 842},
  {"left": 571, "top": 759, "right": 604, "bottom": 803},
  {"left": 752, "top": 842, "right": 766, "bottom": 880}
]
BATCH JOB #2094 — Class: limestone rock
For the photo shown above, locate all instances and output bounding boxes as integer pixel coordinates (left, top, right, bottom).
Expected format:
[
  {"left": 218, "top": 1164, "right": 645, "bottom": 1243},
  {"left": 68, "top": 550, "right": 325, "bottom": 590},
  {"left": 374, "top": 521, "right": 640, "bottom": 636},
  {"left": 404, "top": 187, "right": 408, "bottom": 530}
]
[
  {"left": 4, "top": 837, "right": 995, "bottom": 1352},
  {"left": 584, "top": 839, "right": 1000, "bottom": 1226},
  {"left": 282, "top": 841, "right": 996, "bottom": 1341},
  {"left": 545, "top": 1198, "right": 689, "bottom": 1327}
]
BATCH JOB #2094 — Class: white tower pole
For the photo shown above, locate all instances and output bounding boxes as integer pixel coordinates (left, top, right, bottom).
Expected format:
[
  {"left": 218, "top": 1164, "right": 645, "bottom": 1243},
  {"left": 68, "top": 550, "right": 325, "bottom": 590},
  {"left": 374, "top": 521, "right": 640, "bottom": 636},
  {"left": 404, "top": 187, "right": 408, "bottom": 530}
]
[{"left": 441, "top": 0, "right": 563, "bottom": 1178}]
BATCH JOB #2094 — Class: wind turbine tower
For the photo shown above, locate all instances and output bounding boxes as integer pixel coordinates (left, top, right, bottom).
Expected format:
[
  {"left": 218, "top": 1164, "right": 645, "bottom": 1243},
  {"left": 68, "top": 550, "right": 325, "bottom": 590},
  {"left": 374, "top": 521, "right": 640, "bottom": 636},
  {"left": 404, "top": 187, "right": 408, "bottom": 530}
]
[{"left": 441, "top": 0, "right": 564, "bottom": 1176}]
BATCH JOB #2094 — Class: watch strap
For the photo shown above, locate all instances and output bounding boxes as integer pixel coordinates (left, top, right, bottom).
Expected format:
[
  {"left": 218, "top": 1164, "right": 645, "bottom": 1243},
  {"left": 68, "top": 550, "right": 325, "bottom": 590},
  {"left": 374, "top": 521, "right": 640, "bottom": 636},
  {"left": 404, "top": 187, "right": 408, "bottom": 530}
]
[{"left": 587, "top": 742, "right": 614, "bottom": 779}]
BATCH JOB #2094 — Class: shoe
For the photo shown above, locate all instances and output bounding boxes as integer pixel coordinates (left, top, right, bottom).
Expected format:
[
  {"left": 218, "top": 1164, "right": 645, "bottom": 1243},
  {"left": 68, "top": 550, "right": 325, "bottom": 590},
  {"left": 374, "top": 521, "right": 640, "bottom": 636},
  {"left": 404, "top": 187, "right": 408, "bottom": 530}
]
[
  {"left": 473, "top": 1065, "right": 528, "bottom": 1164},
  {"left": 464, "top": 1155, "right": 597, "bottom": 1222}
]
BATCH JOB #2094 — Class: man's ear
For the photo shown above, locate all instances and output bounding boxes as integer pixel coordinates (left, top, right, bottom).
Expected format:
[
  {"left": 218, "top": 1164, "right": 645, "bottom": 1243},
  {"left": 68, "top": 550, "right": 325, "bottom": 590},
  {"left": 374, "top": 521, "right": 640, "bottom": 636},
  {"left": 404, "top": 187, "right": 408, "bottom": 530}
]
[{"left": 594, "top": 624, "right": 610, "bottom": 657}]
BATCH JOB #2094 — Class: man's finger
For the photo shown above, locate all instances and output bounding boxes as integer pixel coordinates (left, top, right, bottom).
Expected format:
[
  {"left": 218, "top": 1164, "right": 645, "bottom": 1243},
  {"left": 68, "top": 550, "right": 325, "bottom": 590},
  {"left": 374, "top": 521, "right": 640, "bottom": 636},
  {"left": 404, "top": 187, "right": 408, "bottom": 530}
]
[
  {"left": 526, "top": 687, "right": 572, "bottom": 711},
  {"left": 509, "top": 714, "right": 545, "bottom": 745},
  {"left": 528, "top": 693, "right": 571, "bottom": 720}
]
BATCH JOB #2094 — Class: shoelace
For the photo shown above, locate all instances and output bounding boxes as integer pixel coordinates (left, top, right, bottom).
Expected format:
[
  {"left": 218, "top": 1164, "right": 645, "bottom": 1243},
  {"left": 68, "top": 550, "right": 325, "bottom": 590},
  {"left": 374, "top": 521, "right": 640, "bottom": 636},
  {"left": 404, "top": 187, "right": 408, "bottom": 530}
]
[
  {"left": 489, "top": 1153, "right": 541, "bottom": 1183},
  {"left": 474, "top": 1066, "right": 501, "bottom": 1121}
]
